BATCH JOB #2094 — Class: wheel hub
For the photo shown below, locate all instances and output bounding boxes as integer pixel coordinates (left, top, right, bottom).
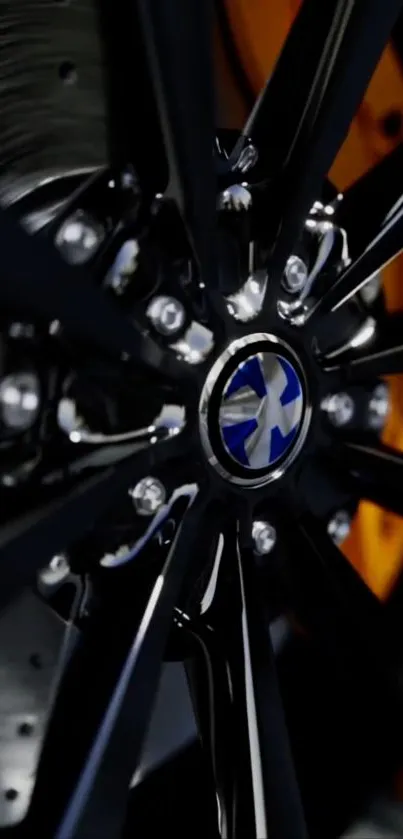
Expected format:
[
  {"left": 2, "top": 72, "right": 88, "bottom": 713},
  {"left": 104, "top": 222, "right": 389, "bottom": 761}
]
[{"left": 199, "top": 333, "right": 311, "bottom": 486}]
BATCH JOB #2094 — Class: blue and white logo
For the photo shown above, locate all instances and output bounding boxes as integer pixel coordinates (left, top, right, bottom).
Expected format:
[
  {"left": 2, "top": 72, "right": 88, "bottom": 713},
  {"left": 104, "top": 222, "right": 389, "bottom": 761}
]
[{"left": 219, "top": 352, "right": 304, "bottom": 470}]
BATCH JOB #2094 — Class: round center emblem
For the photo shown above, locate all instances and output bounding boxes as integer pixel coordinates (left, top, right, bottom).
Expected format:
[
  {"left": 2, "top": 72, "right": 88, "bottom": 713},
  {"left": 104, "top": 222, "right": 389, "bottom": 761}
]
[{"left": 199, "top": 334, "right": 310, "bottom": 486}]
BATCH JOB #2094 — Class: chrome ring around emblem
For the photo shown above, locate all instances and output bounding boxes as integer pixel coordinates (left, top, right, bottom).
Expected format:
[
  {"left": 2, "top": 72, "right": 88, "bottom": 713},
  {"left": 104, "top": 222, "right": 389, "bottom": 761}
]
[{"left": 199, "top": 333, "right": 312, "bottom": 487}]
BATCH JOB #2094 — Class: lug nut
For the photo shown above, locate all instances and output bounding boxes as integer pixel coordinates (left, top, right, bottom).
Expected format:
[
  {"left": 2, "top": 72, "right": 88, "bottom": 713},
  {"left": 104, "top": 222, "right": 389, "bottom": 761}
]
[
  {"left": 252, "top": 520, "right": 276, "bottom": 556},
  {"left": 39, "top": 554, "right": 70, "bottom": 587},
  {"left": 327, "top": 510, "right": 351, "bottom": 546},
  {"left": 218, "top": 184, "right": 252, "bottom": 211},
  {"left": 55, "top": 211, "right": 104, "bottom": 265},
  {"left": 368, "top": 382, "right": 389, "bottom": 431},
  {"left": 323, "top": 392, "right": 355, "bottom": 428},
  {"left": 0, "top": 372, "right": 40, "bottom": 431},
  {"left": 282, "top": 255, "right": 308, "bottom": 294},
  {"left": 147, "top": 296, "right": 186, "bottom": 337},
  {"left": 129, "top": 477, "right": 166, "bottom": 517}
]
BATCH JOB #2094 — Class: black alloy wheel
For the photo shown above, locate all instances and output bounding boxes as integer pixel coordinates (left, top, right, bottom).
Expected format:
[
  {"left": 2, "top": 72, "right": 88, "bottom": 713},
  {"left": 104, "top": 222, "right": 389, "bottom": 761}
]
[{"left": 2, "top": 1, "right": 403, "bottom": 837}]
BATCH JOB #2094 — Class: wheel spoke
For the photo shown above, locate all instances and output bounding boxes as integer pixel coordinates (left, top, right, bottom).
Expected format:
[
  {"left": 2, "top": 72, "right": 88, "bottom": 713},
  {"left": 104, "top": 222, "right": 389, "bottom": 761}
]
[
  {"left": 322, "top": 312, "right": 403, "bottom": 378},
  {"left": 137, "top": 0, "right": 217, "bottom": 288},
  {"left": 26, "top": 490, "right": 209, "bottom": 839},
  {"left": 0, "top": 208, "right": 184, "bottom": 379},
  {"left": 241, "top": 0, "right": 402, "bottom": 281},
  {"left": 186, "top": 525, "right": 307, "bottom": 839},
  {"left": 337, "top": 142, "right": 403, "bottom": 258},
  {"left": 309, "top": 201, "right": 403, "bottom": 319},
  {"left": 283, "top": 512, "right": 392, "bottom": 664},
  {"left": 340, "top": 441, "right": 403, "bottom": 517},
  {"left": 0, "top": 438, "right": 183, "bottom": 611}
]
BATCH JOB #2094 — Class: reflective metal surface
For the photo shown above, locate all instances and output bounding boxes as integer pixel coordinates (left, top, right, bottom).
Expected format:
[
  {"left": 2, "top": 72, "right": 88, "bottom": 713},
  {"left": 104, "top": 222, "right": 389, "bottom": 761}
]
[
  {"left": 57, "top": 399, "right": 185, "bottom": 445},
  {"left": 199, "top": 333, "right": 311, "bottom": 486}
]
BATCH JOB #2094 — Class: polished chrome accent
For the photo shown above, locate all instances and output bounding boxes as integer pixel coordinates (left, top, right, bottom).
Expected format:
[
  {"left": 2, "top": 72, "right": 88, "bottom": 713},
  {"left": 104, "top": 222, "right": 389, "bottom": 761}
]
[
  {"left": 233, "top": 144, "right": 258, "bottom": 174},
  {"left": 199, "top": 333, "right": 311, "bottom": 487},
  {"left": 129, "top": 477, "right": 166, "bottom": 517},
  {"left": 327, "top": 510, "right": 351, "bottom": 545},
  {"left": 227, "top": 270, "right": 268, "bottom": 322},
  {"left": 57, "top": 398, "right": 185, "bottom": 445},
  {"left": 282, "top": 255, "right": 308, "bottom": 294},
  {"left": 252, "top": 521, "right": 276, "bottom": 556},
  {"left": 104, "top": 240, "right": 139, "bottom": 294},
  {"left": 368, "top": 382, "right": 390, "bottom": 431},
  {"left": 0, "top": 372, "right": 40, "bottom": 431},
  {"left": 322, "top": 317, "right": 377, "bottom": 363},
  {"left": 100, "top": 484, "right": 198, "bottom": 567},
  {"left": 170, "top": 321, "right": 214, "bottom": 364},
  {"left": 146, "top": 296, "right": 186, "bottom": 336},
  {"left": 200, "top": 533, "right": 224, "bottom": 614},
  {"left": 236, "top": 536, "right": 268, "bottom": 838},
  {"left": 321, "top": 392, "right": 354, "bottom": 427},
  {"left": 55, "top": 210, "right": 104, "bottom": 265},
  {"left": 360, "top": 272, "right": 382, "bottom": 305},
  {"left": 39, "top": 554, "right": 70, "bottom": 587},
  {"left": 218, "top": 184, "right": 252, "bottom": 212}
]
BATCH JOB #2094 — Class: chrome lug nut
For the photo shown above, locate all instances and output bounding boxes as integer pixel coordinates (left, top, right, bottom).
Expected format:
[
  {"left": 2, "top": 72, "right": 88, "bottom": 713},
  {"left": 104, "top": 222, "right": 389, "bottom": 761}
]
[
  {"left": 323, "top": 392, "right": 355, "bottom": 427},
  {"left": 218, "top": 184, "right": 252, "bottom": 211},
  {"left": 39, "top": 554, "right": 70, "bottom": 587},
  {"left": 147, "top": 296, "right": 186, "bottom": 337},
  {"left": 327, "top": 510, "right": 351, "bottom": 546},
  {"left": 0, "top": 372, "right": 40, "bottom": 431},
  {"left": 368, "top": 382, "right": 389, "bottom": 431},
  {"left": 252, "top": 521, "right": 276, "bottom": 556},
  {"left": 56, "top": 210, "right": 104, "bottom": 265},
  {"left": 129, "top": 477, "right": 166, "bottom": 517},
  {"left": 282, "top": 255, "right": 308, "bottom": 294}
]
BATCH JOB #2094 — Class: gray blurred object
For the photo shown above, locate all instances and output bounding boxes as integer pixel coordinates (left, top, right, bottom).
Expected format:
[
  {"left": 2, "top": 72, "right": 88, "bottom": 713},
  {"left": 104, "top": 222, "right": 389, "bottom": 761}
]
[
  {"left": 0, "top": 0, "right": 106, "bottom": 208},
  {"left": 0, "top": 590, "right": 196, "bottom": 827}
]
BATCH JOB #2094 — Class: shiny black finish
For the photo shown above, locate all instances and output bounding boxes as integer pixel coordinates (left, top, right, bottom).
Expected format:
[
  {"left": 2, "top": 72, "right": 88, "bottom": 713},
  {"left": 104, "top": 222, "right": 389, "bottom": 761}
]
[
  {"left": 137, "top": 0, "right": 217, "bottom": 289},
  {"left": 186, "top": 527, "right": 307, "bottom": 839},
  {"left": 26, "top": 493, "right": 208, "bottom": 838},
  {"left": 241, "top": 0, "right": 403, "bottom": 283},
  {"left": 1, "top": 0, "right": 403, "bottom": 836},
  {"left": 341, "top": 441, "right": 403, "bottom": 517},
  {"left": 323, "top": 313, "right": 403, "bottom": 379}
]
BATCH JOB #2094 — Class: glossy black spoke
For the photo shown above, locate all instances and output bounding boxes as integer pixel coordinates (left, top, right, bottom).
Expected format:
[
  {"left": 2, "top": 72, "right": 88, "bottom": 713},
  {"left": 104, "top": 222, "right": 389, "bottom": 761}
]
[
  {"left": 243, "top": 0, "right": 402, "bottom": 282},
  {"left": 26, "top": 490, "right": 209, "bottom": 839},
  {"left": 337, "top": 142, "right": 403, "bottom": 258},
  {"left": 322, "top": 312, "right": 403, "bottom": 378},
  {"left": 340, "top": 441, "right": 403, "bottom": 517},
  {"left": 0, "top": 438, "right": 183, "bottom": 611},
  {"left": 186, "top": 525, "right": 307, "bottom": 839},
  {"left": 137, "top": 0, "right": 217, "bottom": 288},
  {"left": 283, "top": 512, "right": 392, "bottom": 665},
  {"left": 0, "top": 208, "right": 184, "bottom": 379},
  {"left": 310, "top": 202, "right": 403, "bottom": 319}
]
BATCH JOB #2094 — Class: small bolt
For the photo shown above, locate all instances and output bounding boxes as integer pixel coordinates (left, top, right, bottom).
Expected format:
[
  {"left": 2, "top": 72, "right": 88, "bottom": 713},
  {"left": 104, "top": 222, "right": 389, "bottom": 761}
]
[
  {"left": 218, "top": 184, "right": 252, "bottom": 211},
  {"left": 147, "top": 296, "right": 186, "bottom": 337},
  {"left": 252, "top": 521, "right": 276, "bottom": 556},
  {"left": 323, "top": 392, "right": 355, "bottom": 428},
  {"left": 282, "top": 255, "right": 308, "bottom": 294},
  {"left": 39, "top": 554, "right": 70, "bottom": 587},
  {"left": 327, "top": 510, "right": 351, "bottom": 546},
  {"left": 368, "top": 382, "right": 389, "bottom": 431},
  {"left": 55, "top": 211, "right": 104, "bottom": 265},
  {"left": 130, "top": 477, "right": 166, "bottom": 517},
  {"left": 0, "top": 372, "right": 40, "bottom": 431}
]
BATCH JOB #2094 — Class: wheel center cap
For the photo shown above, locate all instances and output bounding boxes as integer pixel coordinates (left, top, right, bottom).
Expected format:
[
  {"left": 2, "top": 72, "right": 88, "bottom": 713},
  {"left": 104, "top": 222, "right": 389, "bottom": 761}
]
[{"left": 199, "top": 333, "right": 310, "bottom": 486}]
